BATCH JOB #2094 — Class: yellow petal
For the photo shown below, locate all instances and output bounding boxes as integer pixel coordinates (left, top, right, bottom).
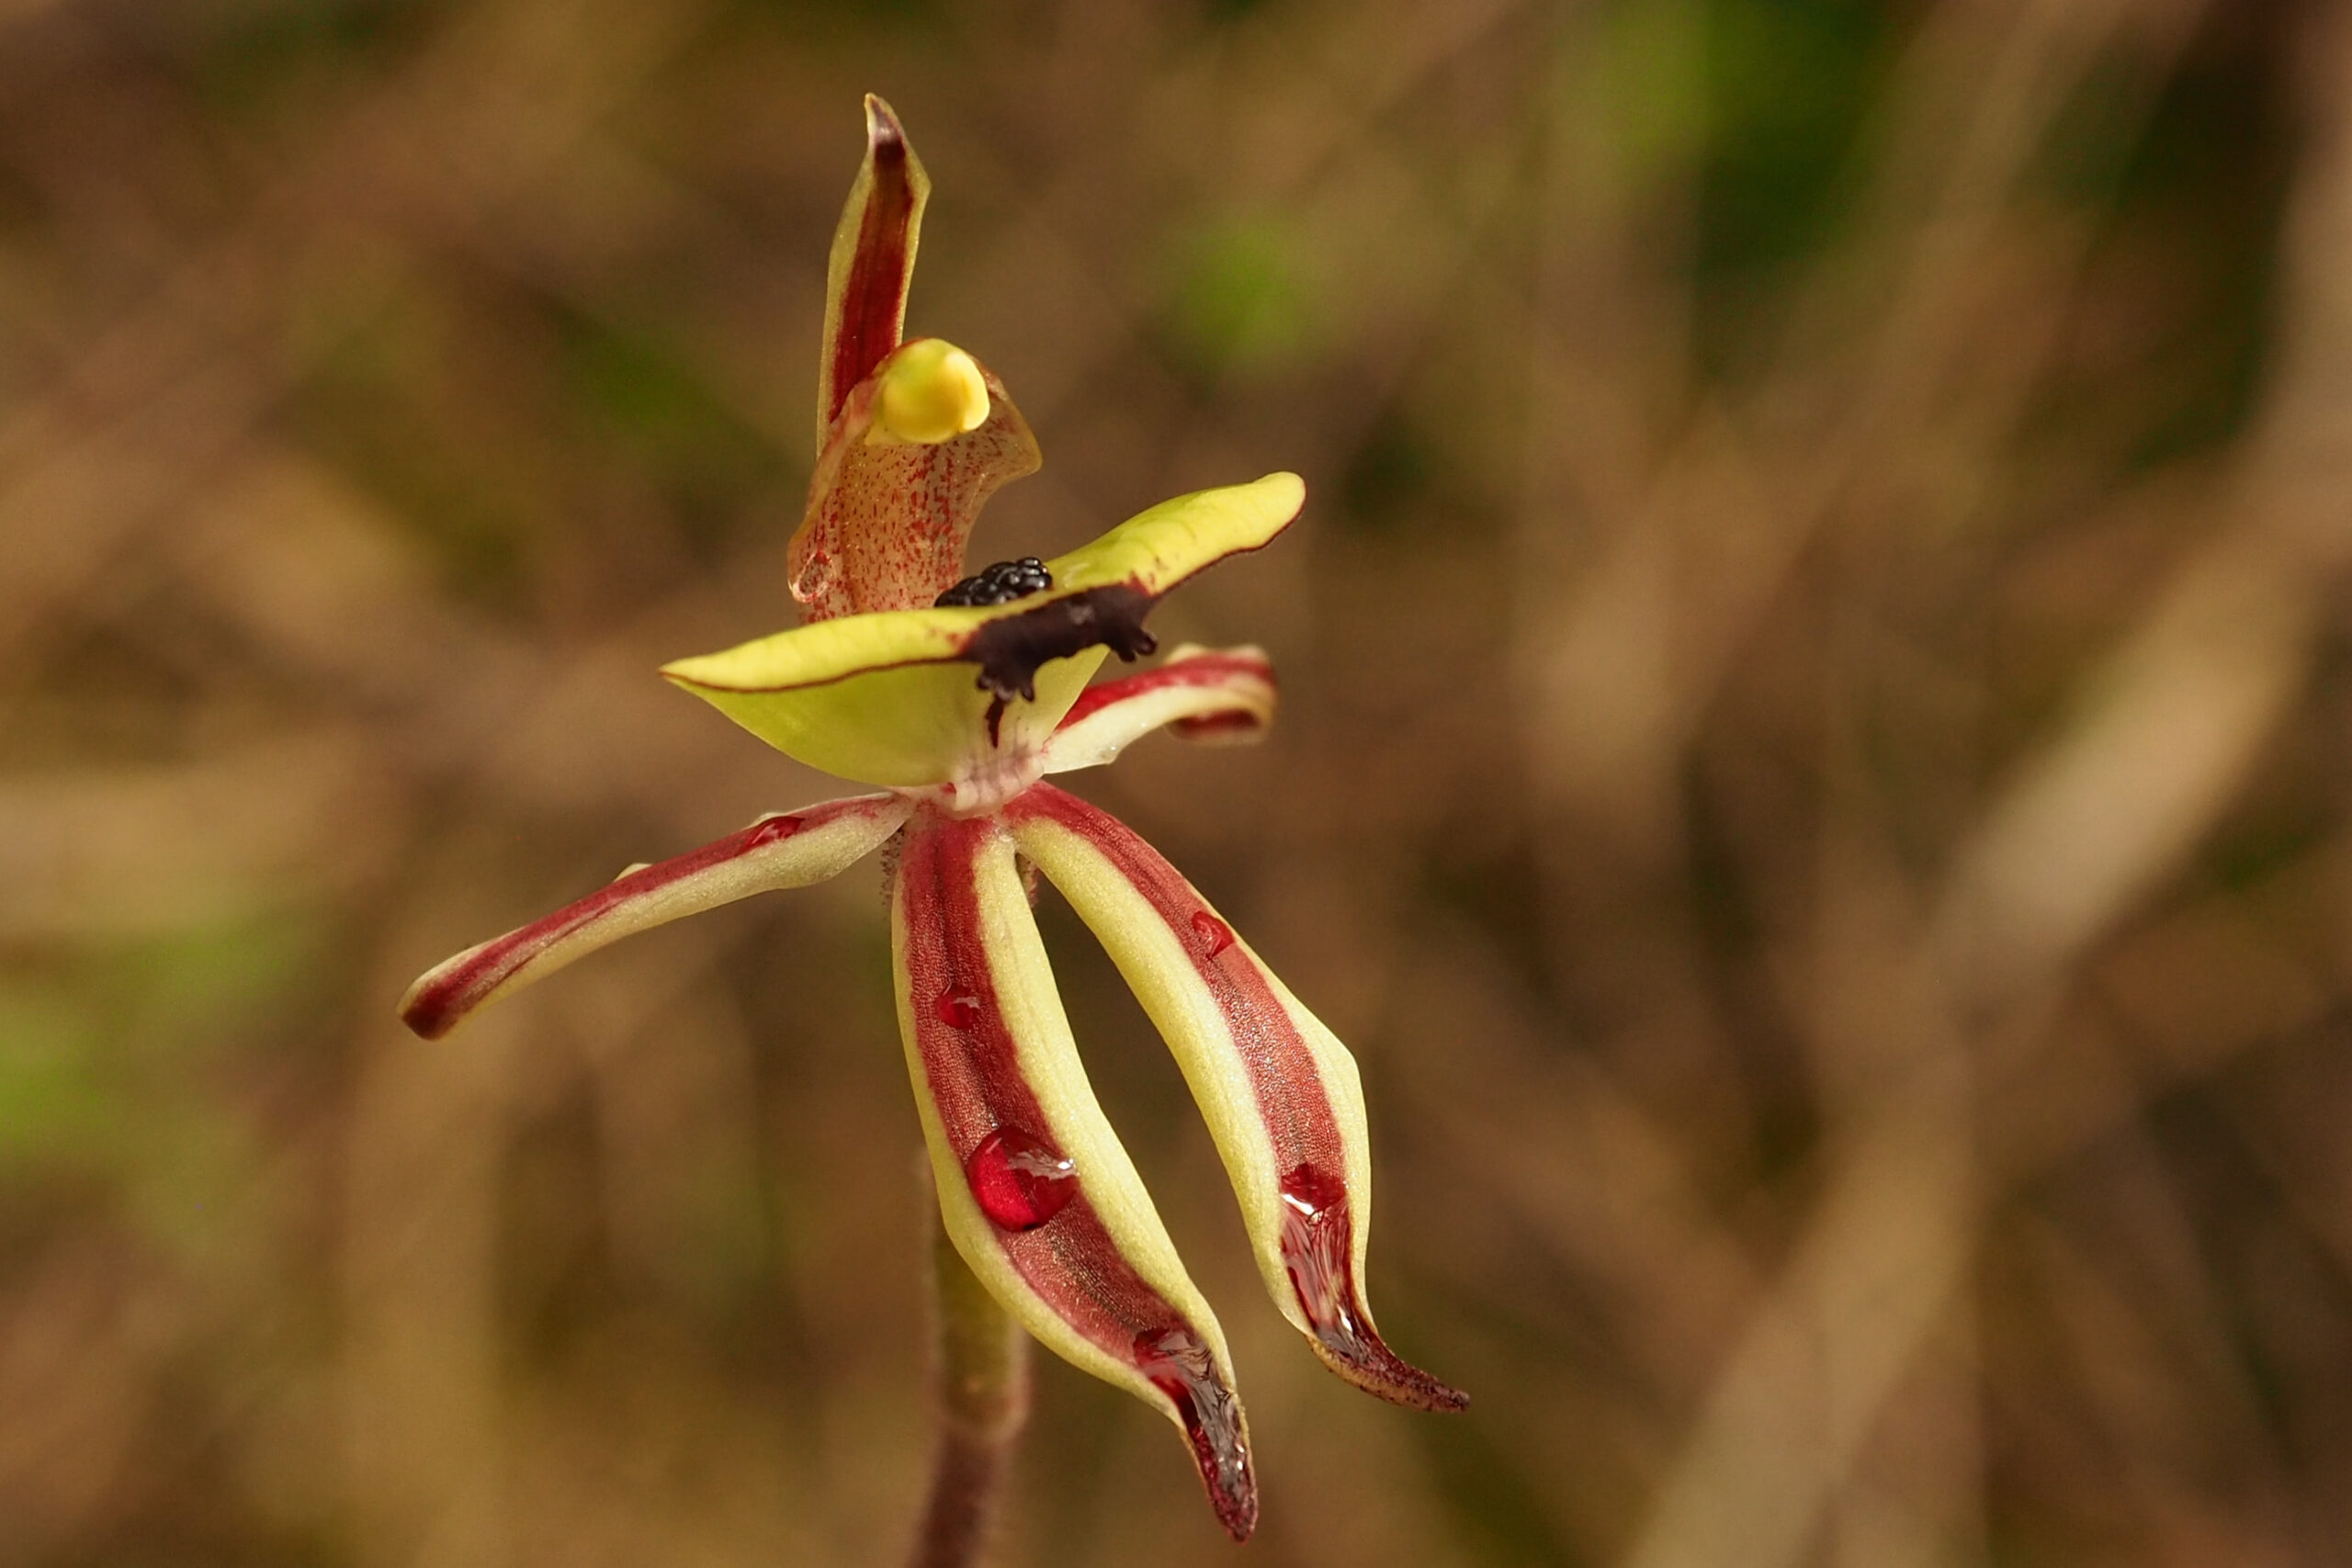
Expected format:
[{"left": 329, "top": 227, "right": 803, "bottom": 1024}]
[
  {"left": 1047, "top": 471, "right": 1304, "bottom": 596},
  {"left": 664, "top": 643, "right": 1105, "bottom": 791}
]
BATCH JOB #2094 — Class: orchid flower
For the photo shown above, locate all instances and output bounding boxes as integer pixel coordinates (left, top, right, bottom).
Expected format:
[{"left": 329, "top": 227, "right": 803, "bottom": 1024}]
[{"left": 398, "top": 96, "right": 1463, "bottom": 1540}]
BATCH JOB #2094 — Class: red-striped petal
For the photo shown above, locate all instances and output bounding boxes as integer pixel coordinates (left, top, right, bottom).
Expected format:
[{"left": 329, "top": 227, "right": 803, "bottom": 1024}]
[
  {"left": 1043, "top": 644, "right": 1277, "bottom": 774},
  {"left": 398, "top": 793, "right": 908, "bottom": 1040},
  {"left": 819, "top": 96, "right": 924, "bottom": 438},
  {"left": 892, "top": 808, "right": 1257, "bottom": 1538},
  {"left": 1006, "top": 784, "right": 1465, "bottom": 1412}
]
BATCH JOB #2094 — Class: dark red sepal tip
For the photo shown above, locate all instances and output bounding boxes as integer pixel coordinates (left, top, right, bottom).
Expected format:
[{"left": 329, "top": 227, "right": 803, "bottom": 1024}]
[
  {"left": 1135, "top": 1326, "right": 1257, "bottom": 1540},
  {"left": 1280, "top": 1164, "right": 1468, "bottom": 1414}
]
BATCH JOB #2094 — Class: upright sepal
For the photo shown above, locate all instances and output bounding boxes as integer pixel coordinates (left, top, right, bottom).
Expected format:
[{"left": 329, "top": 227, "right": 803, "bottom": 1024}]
[
  {"left": 1007, "top": 785, "right": 1465, "bottom": 1412},
  {"left": 790, "top": 96, "right": 1041, "bottom": 619},
  {"left": 398, "top": 793, "right": 909, "bottom": 1040},
  {"left": 892, "top": 809, "right": 1257, "bottom": 1538},
  {"left": 819, "top": 95, "right": 926, "bottom": 440}
]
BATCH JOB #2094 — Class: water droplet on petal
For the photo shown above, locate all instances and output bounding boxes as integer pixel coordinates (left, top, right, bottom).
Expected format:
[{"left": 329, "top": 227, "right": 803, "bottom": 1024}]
[
  {"left": 744, "top": 815, "right": 803, "bottom": 848},
  {"left": 966, "top": 1126, "right": 1077, "bottom": 1230},
  {"left": 935, "top": 989, "right": 981, "bottom": 1029},
  {"left": 791, "top": 553, "right": 837, "bottom": 605},
  {"left": 1191, "top": 910, "right": 1235, "bottom": 958},
  {"left": 1280, "top": 1162, "right": 1346, "bottom": 1217}
]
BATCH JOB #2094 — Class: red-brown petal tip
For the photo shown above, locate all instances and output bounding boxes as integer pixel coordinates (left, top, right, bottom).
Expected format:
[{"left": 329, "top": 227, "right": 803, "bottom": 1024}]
[
  {"left": 1282, "top": 1166, "right": 1467, "bottom": 1413},
  {"left": 865, "top": 93, "right": 905, "bottom": 150},
  {"left": 1305, "top": 1324, "right": 1470, "bottom": 1414},
  {"left": 1136, "top": 1326, "right": 1258, "bottom": 1539}
]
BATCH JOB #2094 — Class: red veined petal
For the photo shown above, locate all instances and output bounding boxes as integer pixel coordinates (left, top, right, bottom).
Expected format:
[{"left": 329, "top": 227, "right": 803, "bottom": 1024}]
[
  {"left": 892, "top": 809, "right": 1257, "bottom": 1539},
  {"left": 1042, "top": 644, "right": 1277, "bottom": 774},
  {"left": 1006, "top": 784, "right": 1466, "bottom": 1413},
  {"left": 819, "top": 95, "right": 924, "bottom": 440},
  {"left": 398, "top": 793, "right": 908, "bottom": 1040}
]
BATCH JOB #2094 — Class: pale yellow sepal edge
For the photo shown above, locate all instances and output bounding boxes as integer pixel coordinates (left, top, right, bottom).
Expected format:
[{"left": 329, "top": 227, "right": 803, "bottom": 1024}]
[
  {"left": 890, "top": 823, "right": 1240, "bottom": 1428},
  {"left": 1012, "top": 811, "right": 1375, "bottom": 1338}
]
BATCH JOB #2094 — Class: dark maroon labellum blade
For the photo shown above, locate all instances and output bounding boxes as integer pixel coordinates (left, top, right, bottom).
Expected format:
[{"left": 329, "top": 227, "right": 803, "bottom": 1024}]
[{"left": 967, "top": 583, "right": 1158, "bottom": 701}]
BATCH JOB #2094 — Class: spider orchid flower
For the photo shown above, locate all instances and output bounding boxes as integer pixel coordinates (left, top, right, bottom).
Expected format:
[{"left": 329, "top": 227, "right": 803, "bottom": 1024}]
[{"left": 398, "top": 96, "right": 1462, "bottom": 1540}]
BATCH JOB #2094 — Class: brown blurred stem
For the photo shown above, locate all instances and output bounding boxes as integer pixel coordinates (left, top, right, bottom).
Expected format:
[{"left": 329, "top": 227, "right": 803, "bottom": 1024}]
[{"left": 909, "top": 1196, "right": 1029, "bottom": 1568}]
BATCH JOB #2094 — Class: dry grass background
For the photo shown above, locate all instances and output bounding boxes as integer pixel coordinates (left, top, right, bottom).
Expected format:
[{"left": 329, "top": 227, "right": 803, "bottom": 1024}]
[{"left": 3, "top": 0, "right": 2350, "bottom": 1564}]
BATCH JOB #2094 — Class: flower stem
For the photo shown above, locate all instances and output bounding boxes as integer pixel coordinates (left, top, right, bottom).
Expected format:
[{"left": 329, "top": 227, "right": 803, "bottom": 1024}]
[{"left": 910, "top": 1193, "right": 1029, "bottom": 1568}]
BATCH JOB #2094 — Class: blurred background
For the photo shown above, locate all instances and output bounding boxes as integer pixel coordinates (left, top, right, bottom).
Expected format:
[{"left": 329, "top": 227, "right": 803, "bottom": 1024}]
[{"left": 3, "top": 0, "right": 2350, "bottom": 1563}]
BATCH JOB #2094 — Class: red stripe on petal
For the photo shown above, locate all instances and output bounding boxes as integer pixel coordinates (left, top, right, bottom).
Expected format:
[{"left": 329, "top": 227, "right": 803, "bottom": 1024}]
[
  {"left": 1170, "top": 709, "right": 1268, "bottom": 740},
  {"left": 827, "top": 103, "right": 918, "bottom": 427},
  {"left": 1010, "top": 784, "right": 1464, "bottom": 1412},
  {"left": 400, "top": 797, "right": 891, "bottom": 1042},
  {"left": 896, "top": 815, "right": 1256, "bottom": 1536},
  {"left": 1054, "top": 649, "right": 1274, "bottom": 732}
]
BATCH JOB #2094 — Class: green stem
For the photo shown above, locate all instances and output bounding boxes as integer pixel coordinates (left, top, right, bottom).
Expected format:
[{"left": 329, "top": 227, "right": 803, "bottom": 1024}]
[{"left": 909, "top": 1199, "right": 1029, "bottom": 1568}]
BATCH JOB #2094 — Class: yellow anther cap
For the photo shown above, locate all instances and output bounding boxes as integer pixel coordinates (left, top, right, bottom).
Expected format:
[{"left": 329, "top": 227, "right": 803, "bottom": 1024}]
[{"left": 871, "top": 337, "right": 991, "bottom": 445}]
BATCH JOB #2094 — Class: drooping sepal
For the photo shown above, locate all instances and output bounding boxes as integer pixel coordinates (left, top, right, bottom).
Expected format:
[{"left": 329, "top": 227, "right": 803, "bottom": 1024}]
[
  {"left": 667, "top": 474, "right": 1307, "bottom": 794},
  {"left": 1007, "top": 785, "right": 1465, "bottom": 1413},
  {"left": 398, "top": 793, "right": 909, "bottom": 1040},
  {"left": 1044, "top": 644, "right": 1277, "bottom": 773},
  {"left": 891, "top": 809, "right": 1257, "bottom": 1538}
]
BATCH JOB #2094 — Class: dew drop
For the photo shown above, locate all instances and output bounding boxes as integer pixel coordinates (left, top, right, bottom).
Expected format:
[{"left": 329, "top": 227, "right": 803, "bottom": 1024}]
[
  {"left": 744, "top": 814, "right": 803, "bottom": 848},
  {"left": 934, "top": 989, "right": 981, "bottom": 1030},
  {"left": 790, "top": 553, "right": 837, "bottom": 604},
  {"left": 966, "top": 1126, "right": 1078, "bottom": 1230},
  {"left": 1191, "top": 910, "right": 1235, "bottom": 958}
]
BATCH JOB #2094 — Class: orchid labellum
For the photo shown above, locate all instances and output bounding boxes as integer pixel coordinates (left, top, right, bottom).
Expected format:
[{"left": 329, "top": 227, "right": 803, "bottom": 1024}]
[{"left": 399, "top": 96, "right": 1462, "bottom": 1540}]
